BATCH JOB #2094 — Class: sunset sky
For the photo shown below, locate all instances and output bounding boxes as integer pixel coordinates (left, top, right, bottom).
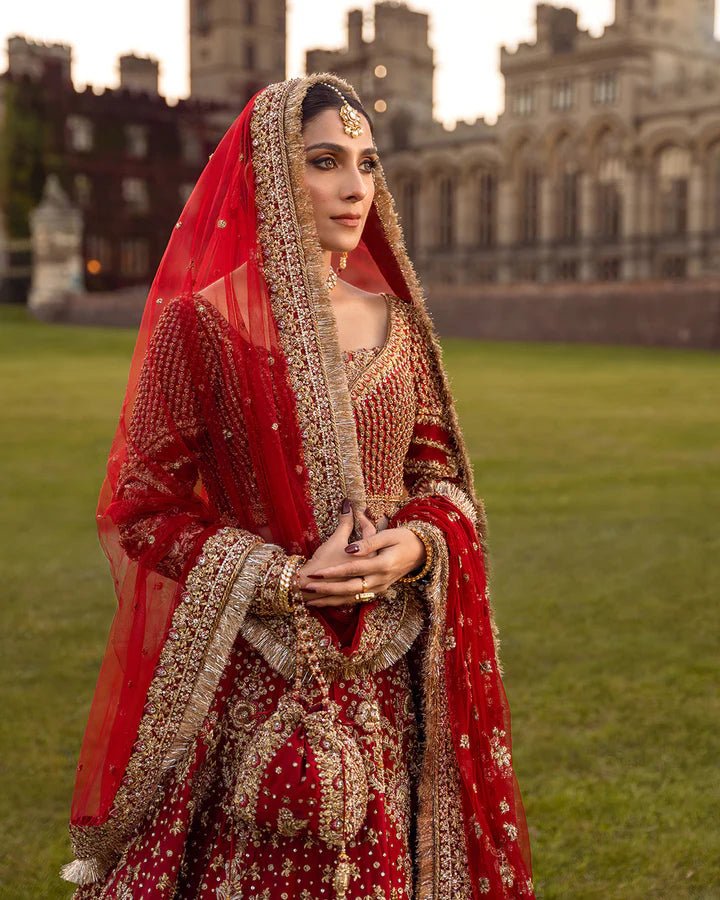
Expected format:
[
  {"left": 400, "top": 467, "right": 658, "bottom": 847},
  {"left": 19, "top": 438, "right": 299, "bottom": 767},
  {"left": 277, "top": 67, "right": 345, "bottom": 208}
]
[{"left": 1, "top": 1, "right": 717, "bottom": 126}]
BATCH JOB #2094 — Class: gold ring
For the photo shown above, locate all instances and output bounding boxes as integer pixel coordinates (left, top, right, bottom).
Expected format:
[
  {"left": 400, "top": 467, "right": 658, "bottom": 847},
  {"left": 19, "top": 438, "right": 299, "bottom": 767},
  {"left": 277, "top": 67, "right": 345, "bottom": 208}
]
[
  {"left": 354, "top": 591, "right": 376, "bottom": 603},
  {"left": 361, "top": 576, "right": 367, "bottom": 592}
]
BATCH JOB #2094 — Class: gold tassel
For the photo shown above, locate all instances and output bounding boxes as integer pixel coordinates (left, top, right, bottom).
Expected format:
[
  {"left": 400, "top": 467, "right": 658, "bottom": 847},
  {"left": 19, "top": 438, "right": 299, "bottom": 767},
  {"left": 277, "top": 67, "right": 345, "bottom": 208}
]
[{"left": 333, "top": 846, "right": 351, "bottom": 899}]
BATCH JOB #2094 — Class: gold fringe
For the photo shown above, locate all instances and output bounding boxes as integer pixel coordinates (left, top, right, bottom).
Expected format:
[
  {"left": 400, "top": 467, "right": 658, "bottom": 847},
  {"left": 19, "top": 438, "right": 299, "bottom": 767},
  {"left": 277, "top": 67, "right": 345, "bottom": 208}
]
[
  {"left": 161, "top": 542, "right": 279, "bottom": 771},
  {"left": 283, "top": 74, "right": 369, "bottom": 530},
  {"left": 413, "top": 525, "right": 450, "bottom": 899}
]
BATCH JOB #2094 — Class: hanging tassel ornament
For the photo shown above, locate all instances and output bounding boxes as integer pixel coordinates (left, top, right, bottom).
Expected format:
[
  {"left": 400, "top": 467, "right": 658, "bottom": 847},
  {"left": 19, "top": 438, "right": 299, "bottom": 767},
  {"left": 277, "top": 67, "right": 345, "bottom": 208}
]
[{"left": 333, "top": 744, "right": 351, "bottom": 899}]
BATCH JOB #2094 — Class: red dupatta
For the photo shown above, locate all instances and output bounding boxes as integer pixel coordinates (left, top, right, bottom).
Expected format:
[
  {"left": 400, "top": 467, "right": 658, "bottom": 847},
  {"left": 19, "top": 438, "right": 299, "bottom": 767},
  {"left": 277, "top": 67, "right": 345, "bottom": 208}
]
[{"left": 62, "top": 72, "right": 534, "bottom": 897}]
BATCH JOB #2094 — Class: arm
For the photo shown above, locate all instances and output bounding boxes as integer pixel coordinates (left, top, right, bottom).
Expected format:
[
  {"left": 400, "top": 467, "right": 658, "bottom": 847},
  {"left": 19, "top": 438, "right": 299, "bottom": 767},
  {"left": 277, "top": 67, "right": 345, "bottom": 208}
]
[{"left": 106, "top": 296, "right": 293, "bottom": 614}]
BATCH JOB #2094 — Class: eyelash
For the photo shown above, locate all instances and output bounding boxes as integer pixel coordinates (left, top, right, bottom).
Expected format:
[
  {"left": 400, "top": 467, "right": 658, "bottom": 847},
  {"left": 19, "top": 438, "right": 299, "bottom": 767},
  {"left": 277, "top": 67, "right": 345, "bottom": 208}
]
[{"left": 312, "top": 156, "right": 378, "bottom": 173}]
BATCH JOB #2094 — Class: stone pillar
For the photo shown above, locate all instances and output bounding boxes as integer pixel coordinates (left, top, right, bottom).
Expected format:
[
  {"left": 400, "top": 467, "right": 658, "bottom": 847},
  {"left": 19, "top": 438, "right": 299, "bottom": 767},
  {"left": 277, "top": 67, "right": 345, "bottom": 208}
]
[
  {"left": 28, "top": 174, "right": 84, "bottom": 319},
  {"left": 631, "top": 165, "right": 653, "bottom": 279}
]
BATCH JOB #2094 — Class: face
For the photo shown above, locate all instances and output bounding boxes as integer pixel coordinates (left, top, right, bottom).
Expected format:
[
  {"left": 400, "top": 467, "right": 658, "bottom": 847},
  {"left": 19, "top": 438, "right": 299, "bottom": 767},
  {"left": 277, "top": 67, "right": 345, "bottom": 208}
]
[{"left": 302, "top": 107, "right": 377, "bottom": 253}]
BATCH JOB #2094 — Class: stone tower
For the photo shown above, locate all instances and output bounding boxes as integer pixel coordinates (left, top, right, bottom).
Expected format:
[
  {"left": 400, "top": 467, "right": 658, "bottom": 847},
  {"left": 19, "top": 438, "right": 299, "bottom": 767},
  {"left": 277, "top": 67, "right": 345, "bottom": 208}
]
[
  {"left": 189, "top": 0, "right": 286, "bottom": 107},
  {"left": 613, "top": 0, "right": 717, "bottom": 46},
  {"left": 306, "top": 3, "right": 434, "bottom": 151}
]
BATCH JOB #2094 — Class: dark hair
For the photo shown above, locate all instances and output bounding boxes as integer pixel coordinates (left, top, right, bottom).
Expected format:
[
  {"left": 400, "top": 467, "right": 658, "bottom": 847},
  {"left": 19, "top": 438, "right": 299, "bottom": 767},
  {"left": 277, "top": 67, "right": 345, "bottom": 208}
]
[{"left": 301, "top": 81, "right": 374, "bottom": 135}]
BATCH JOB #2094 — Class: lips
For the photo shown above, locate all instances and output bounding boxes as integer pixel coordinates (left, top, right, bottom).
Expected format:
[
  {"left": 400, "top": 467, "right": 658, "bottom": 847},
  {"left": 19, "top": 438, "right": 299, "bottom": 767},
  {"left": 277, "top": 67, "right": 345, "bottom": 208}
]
[{"left": 331, "top": 214, "right": 362, "bottom": 226}]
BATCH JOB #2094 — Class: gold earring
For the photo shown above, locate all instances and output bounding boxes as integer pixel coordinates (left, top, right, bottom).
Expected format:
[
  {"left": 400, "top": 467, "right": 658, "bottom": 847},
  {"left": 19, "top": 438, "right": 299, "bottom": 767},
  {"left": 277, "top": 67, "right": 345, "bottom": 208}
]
[{"left": 338, "top": 251, "right": 348, "bottom": 272}]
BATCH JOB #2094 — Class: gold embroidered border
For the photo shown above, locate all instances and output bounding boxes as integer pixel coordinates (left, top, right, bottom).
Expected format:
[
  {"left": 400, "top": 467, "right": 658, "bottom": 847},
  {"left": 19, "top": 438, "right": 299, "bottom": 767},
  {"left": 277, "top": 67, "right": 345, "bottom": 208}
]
[
  {"left": 61, "top": 528, "right": 275, "bottom": 884},
  {"left": 250, "top": 76, "right": 369, "bottom": 541},
  {"left": 240, "top": 583, "right": 425, "bottom": 682},
  {"left": 410, "top": 521, "right": 473, "bottom": 899}
]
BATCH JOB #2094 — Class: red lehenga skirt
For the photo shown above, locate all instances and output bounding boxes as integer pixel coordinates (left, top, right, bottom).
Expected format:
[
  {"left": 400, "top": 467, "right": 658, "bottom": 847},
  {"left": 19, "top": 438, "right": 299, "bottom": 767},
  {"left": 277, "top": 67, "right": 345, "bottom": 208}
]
[{"left": 74, "top": 607, "right": 423, "bottom": 900}]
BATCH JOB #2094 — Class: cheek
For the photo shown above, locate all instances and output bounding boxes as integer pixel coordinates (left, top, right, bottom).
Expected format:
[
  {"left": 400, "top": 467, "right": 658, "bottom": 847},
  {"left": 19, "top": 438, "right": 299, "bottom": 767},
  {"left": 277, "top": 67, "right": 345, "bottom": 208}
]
[{"left": 305, "top": 174, "right": 331, "bottom": 217}]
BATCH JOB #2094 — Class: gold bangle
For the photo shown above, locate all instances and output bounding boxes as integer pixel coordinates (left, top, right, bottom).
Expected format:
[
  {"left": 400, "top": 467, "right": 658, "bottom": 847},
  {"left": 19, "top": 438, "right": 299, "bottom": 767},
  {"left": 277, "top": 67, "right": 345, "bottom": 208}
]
[
  {"left": 275, "top": 553, "right": 306, "bottom": 614},
  {"left": 398, "top": 525, "right": 434, "bottom": 583}
]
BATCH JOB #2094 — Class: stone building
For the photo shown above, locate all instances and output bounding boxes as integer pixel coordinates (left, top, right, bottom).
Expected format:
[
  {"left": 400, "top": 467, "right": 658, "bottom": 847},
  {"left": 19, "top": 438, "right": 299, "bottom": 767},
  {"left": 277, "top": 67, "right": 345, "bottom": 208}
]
[
  {"left": 0, "top": 2, "right": 286, "bottom": 301},
  {"left": 311, "top": 1, "right": 720, "bottom": 284}
]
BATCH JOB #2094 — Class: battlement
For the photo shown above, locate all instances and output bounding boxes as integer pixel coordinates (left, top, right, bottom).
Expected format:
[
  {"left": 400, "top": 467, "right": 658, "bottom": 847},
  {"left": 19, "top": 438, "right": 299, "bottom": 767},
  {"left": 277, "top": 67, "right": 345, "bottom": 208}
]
[{"left": 6, "top": 34, "right": 72, "bottom": 82}]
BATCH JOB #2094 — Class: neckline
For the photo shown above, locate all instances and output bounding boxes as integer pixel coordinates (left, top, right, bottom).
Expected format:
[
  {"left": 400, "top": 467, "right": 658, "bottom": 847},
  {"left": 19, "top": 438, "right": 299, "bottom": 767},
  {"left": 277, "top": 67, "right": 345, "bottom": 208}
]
[
  {"left": 343, "top": 293, "right": 395, "bottom": 393},
  {"left": 339, "top": 292, "right": 393, "bottom": 358}
]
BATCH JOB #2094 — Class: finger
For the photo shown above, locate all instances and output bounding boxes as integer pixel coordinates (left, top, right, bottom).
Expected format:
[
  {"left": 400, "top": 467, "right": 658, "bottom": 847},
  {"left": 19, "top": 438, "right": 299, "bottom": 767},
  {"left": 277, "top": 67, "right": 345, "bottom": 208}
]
[
  {"left": 343, "top": 528, "right": 399, "bottom": 558},
  {"left": 357, "top": 508, "right": 378, "bottom": 542},
  {"left": 302, "top": 574, "right": 381, "bottom": 597},
  {"left": 307, "top": 558, "right": 386, "bottom": 580},
  {"left": 306, "top": 598, "right": 366, "bottom": 608},
  {"left": 333, "top": 497, "right": 355, "bottom": 536},
  {"left": 376, "top": 514, "right": 390, "bottom": 532}
]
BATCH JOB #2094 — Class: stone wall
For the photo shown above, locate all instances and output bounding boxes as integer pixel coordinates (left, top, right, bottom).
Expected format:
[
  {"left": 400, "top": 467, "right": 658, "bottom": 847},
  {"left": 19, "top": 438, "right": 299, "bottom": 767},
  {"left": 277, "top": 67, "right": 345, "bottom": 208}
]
[{"left": 424, "top": 278, "right": 720, "bottom": 350}]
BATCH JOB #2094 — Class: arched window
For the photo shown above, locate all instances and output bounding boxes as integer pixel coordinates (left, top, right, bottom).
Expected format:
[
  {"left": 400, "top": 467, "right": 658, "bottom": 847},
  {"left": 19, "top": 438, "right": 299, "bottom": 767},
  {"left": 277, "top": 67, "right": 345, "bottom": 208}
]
[
  {"left": 552, "top": 136, "right": 580, "bottom": 244},
  {"left": 656, "top": 146, "right": 690, "bottom": 235},
  {"left": 517, "top": 167, "right": 541, "bottom": 245},
  {"left": 596, "top": 154, "right": 624, "bottom": 240},
  {"left": 474, "top": 169, "right": 497, "bottom": 248}
]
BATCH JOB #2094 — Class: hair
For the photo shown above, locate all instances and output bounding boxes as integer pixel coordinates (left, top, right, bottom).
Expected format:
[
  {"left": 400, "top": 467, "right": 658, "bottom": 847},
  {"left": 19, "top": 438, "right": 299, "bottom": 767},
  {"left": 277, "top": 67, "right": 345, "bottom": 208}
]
[{"left": 301, "top": 81, "right": 374, "bottom": 135}]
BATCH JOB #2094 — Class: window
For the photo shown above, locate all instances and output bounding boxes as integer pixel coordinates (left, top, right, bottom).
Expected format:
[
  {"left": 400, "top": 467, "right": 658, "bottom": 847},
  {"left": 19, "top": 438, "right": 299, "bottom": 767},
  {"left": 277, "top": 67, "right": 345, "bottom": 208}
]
[
  {"left": 195, "top": 0, "right": 211, "bottom": 35},
  {"left": 593, "top": 72, "right": 618, "bottom": 105},
  {"left": 475, "top": 170, "right": 497, "bottom": 248},
  {"left": 596, "top": 183, "right": 622, "bottom": 239},
  {"left": 244, "top": 0, "right": 256, "bottom": 25},
  {"left": 126, "top": 124, "right": 148, "bottom": 158},
  {"left": 180, "top": 128, "right": 203, "bottom": 164},
  {"left": 122, "top": 177, "right": 149, "bottom": 214},
  {"left": 659, "top": 256, "right": 687, "bottom": 278},
  {"left": 399, "top": 180, "right": 418, "bottom": 255},
  {"left": 86, "top": 235, "right": 112, "bottom": 272},
  {"left": 597, "top": 258, "right": 621, "bottom": 281},
  {"left": 438, "top": 176, "right": 455, "bottom": 249},
  {"left": 657, "top": 147, "right": 690, "bottom": 236},
  {"left": 511, "top": 86, "right": 535, "bottom": 117},
  {"left": 74, "top": 174, "right": 92, "bottom": 207},
  {"left": 551, "top": 80, "right": 574, "bottom": 111},
  {"left": 555, "top": 260, "right": 578, "bottom": 281},
  {"left": 66, "top": 115, "right": 93, "bottom": 152},
  {"left": 244, "top": 41, "right": 256, "bottom": 70},
  {"left": 518, "top": 168, "right": 541, "bottom": 244},
  {"left": 557, "top": 170, "right": 579, "bottom": 243},
  {"left": 120, "top": 238, "right": 149, "bottom": 277}
]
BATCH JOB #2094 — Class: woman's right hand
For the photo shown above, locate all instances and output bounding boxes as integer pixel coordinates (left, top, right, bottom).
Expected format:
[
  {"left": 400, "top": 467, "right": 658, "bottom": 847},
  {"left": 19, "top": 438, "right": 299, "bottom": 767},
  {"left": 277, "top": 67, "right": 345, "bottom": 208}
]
[{"left": 295, "top": 499, "right": 379, "bottom": 604}]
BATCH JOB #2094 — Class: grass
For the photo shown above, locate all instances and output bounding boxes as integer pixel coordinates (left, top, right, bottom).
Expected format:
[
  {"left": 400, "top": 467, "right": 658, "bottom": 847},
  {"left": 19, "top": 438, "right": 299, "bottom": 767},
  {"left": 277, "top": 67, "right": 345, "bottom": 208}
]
[{"left": 0, "top": 302, "right": 718, "bottom": 899}]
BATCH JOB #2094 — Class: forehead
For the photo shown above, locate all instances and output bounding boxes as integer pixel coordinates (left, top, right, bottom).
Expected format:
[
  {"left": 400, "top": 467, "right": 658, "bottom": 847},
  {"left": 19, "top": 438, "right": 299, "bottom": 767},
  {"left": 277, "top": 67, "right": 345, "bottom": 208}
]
[{"left": 301, "top": 107, "right": 373, "bottom": 150}]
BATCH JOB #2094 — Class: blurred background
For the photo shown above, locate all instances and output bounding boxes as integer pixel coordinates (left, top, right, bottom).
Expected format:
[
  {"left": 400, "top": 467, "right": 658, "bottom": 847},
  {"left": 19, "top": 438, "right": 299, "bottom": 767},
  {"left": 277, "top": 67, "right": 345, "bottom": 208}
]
[{"left": 0, "top": 1, "right": 718, "bottom": 897}]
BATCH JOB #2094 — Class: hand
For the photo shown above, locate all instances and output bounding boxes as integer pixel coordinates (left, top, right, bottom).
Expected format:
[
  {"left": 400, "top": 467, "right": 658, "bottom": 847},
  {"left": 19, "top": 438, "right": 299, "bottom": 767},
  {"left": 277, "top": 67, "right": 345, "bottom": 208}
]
[
  {"left": 294, "top": 499, "right": 380, "bottom": 606},
  {"left": 301, "top": 525, "right": 426, "bottom": 608}
]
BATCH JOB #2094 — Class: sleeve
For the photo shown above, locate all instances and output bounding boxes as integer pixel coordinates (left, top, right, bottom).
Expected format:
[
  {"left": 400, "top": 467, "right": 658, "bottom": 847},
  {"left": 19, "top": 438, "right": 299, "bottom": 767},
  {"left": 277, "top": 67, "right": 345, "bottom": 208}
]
[
  {"left": 398, "top": 306, "right": 481, "bottom": 583},
  {"left": 403, "top": 308, "right": 464, "bottom": 498},
  {"left": 106, "top": 298, "right": 293, "bottom": 615}
]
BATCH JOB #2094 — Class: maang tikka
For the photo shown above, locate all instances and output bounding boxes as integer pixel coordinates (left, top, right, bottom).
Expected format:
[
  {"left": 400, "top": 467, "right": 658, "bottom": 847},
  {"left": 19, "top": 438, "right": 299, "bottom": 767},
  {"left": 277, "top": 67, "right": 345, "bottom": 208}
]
[{"left": 319, "top": 82, "right": 364, "bottom": 138}]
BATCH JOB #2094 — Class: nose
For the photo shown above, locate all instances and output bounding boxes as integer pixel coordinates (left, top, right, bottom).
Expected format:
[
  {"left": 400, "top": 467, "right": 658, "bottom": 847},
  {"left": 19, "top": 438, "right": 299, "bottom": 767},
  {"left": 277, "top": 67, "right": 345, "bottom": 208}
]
[{"left": 341, "top": 164, "right": 369, "bottom": 203}]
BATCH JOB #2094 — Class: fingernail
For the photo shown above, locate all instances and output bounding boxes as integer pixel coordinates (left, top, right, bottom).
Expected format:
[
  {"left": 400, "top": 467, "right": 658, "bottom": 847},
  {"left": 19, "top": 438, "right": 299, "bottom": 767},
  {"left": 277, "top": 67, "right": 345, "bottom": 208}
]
[
  {"left": 345, "top": 543, "right": 359, "bottom": 554},
  {"left": 364, "top": 507, "right": 371, "bottom": 517},
  {"left": 341, "top": 498, "right": 351, "bottom": 514},
  {"left": 304, "top": 587, "right": 319, "bottom": 593}
]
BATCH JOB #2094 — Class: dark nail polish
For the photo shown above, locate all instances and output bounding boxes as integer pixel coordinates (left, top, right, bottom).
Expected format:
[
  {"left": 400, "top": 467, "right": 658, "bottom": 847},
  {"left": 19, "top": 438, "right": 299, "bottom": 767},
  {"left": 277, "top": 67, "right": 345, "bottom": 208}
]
[
  {"left": 364, "top": 507, "right": 371, "bottom": 517},
  {"left": 304, "top": 587, "right": 318, "bottom": 593},
  {"left": 341, "top": 497, "right": 351, "bottom": 514},
  {"left": 345, "top": 543, "right": 359, "bottom": 553}
]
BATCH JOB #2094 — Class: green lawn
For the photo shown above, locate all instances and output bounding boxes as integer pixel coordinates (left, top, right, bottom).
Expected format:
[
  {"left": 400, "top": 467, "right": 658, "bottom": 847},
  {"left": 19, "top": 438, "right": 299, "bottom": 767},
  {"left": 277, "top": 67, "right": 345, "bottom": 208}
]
[{"left": 1, "top": 303, "right": 718, "bottom": 899}]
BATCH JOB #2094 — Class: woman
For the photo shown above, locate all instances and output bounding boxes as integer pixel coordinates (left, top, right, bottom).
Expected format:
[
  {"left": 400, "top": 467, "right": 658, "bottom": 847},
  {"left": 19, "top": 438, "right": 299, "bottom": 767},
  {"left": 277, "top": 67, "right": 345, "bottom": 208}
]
[{"left": 62, "top": 74, "right": 535, "bottom": 899}]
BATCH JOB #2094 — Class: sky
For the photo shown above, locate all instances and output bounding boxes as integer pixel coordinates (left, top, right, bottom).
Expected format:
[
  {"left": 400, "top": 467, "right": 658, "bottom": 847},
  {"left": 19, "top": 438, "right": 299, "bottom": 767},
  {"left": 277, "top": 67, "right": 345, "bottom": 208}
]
[{"left": 0, "top": 1, "right": 717, "bottom": 126}]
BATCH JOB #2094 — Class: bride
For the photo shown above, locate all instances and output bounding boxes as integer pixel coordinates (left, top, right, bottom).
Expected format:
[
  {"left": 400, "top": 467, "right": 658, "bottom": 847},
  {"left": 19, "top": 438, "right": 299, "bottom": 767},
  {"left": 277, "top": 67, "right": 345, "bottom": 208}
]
[{"left": 62, "top": 73, "right": 535, "bottom": 899}]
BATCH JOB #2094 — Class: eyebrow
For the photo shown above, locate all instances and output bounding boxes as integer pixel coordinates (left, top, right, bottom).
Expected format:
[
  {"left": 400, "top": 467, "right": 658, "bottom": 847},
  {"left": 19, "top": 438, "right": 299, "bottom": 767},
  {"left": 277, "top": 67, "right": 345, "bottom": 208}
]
[{"left": 305, "top": 141, "right": 379, "bottom": 156}]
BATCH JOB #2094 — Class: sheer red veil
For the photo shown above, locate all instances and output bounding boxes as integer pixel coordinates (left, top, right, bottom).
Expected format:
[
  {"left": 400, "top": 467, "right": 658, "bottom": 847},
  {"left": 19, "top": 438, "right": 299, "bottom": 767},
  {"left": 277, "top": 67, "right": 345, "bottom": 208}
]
[{"left": 65, "top": 73, "right": 534, "bottom": 896}]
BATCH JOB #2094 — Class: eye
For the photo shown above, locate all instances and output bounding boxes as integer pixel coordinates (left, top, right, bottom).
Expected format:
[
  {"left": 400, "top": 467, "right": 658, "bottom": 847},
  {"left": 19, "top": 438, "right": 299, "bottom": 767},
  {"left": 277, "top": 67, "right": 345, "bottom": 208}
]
[
  {"left": 311, "top": 156, "right": 337, "bottom": 169},
  {"left": 361, "top": 157, "right": 379, "bottom": 173}
]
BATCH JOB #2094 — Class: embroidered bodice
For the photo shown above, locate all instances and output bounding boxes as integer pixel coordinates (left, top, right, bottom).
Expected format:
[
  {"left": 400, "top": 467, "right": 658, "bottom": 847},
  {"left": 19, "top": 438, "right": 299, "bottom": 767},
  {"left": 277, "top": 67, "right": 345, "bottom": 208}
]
[{"left": 342, "top": 293, "right": 461, "bottom": 523}]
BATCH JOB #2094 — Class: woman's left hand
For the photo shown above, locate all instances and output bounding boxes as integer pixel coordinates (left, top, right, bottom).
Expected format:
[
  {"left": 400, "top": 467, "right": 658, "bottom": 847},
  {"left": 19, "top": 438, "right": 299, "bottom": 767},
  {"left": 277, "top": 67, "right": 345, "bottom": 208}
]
[{"left": 302, "top": 525, "right": 426, "bottom": 608}]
